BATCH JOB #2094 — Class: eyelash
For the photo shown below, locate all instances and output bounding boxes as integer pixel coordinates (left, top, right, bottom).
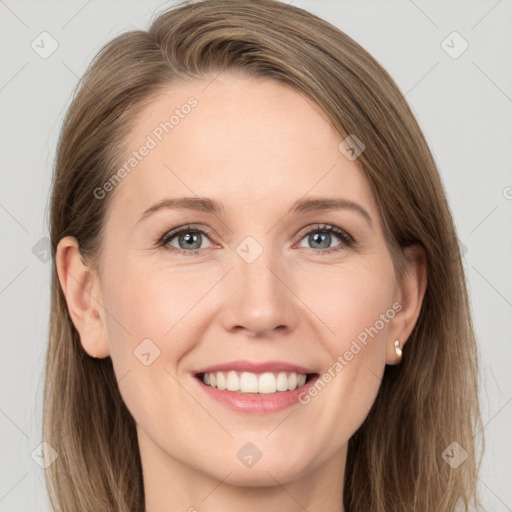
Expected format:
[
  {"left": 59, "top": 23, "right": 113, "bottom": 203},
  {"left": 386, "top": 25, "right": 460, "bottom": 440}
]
[{"left": 157, "top": 223, "right": 356, "bottom": 257}]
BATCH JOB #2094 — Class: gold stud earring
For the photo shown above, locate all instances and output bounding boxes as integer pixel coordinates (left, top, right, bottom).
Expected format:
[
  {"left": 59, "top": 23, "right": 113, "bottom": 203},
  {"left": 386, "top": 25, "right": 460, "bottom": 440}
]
[{"left": 394, "top": 340, "right": 402, "bottom": 363}]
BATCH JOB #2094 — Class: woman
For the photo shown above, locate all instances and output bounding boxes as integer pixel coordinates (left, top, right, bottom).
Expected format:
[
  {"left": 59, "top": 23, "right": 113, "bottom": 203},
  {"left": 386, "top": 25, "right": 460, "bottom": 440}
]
[{"left": 43, "top": 0, "right": 482, "bottom": 510}]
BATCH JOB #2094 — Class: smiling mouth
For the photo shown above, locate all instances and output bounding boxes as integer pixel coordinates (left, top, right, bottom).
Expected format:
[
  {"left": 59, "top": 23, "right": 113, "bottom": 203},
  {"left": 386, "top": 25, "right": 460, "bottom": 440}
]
[{"left": 195, "top": 371, "right": 318, "bottom": 394}]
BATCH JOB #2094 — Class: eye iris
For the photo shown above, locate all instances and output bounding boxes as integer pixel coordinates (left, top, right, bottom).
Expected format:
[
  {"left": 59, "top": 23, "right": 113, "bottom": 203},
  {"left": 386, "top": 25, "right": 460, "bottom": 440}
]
[
  {"left": 179, "top": 232, "right": 202, "bottom": 250},
  {"left": 309, "top": 231, "right": 331, "bottom": 249}
]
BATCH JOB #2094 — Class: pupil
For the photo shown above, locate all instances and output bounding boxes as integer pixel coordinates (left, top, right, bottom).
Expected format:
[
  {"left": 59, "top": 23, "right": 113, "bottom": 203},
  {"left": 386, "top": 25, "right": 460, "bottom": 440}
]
[
  {"left": 180, "top": 232, "right": 201, "bottom": 250},
  {"left": 310, "top": 232, "right": 330, "bottom": 249}
]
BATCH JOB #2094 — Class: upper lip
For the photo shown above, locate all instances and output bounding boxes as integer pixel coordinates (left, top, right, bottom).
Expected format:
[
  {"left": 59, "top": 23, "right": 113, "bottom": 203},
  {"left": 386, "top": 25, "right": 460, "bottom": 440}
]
[{"left": 194, "top": 360, "right": 317, "bottom": 375}]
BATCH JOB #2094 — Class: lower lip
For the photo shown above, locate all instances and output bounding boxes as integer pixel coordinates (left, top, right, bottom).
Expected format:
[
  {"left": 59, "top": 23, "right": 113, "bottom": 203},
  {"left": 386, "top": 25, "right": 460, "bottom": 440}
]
[{"left": 194, "top": 375, "right": 319, "bottom": 414}]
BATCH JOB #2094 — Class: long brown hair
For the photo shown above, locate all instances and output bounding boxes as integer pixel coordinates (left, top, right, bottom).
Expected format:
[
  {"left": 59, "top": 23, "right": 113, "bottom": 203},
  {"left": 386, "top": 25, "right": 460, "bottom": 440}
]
[{"left": 44, "top": 0, "right": 483, "bottom": 510}]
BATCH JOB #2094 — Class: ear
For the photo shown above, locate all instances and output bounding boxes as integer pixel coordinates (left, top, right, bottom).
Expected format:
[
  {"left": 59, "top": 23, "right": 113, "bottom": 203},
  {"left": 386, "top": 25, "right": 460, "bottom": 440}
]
[
  {"left": 55, "top": 236, "right": 110, "bottom": 359},
  {"left": 386, "top": 244, "right": 427, "bottom": 365}
]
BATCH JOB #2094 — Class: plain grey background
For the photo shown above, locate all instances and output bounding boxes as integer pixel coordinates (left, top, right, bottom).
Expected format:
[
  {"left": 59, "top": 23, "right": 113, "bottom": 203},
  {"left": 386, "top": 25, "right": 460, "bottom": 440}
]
[{"left": 1, "top": 0, "right": 511, "bottom": 510}]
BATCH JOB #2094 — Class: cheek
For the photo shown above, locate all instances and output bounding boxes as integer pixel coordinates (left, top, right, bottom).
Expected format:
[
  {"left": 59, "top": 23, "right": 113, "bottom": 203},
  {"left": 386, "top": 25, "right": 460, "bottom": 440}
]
[
  {"left": 99, "top": 256, "right": 227, "bottom": 407},
  {"left": 100, "top": 258, "right": 205, "bottom": 354},
  {"left": 98, "top": 260, "right": 198, "bottom": 434},
  {"left": 295, "top": 257, "right": 396, "bottom": 353},
  {"left": 295, "top": 256, "right": 396, "bottom": 411}
]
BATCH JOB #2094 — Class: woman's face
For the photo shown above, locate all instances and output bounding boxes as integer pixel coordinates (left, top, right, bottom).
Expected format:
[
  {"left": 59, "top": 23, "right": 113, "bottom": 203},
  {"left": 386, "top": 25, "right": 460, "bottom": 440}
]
[{"left": 63, "top": 73, "right": 422, "bottom": 494}]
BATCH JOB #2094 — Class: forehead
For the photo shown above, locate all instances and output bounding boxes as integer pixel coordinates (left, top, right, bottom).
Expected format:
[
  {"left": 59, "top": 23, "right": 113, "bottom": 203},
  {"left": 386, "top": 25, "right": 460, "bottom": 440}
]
[{"left": 109, "top": 74, "right": 377, "bottom": 221}]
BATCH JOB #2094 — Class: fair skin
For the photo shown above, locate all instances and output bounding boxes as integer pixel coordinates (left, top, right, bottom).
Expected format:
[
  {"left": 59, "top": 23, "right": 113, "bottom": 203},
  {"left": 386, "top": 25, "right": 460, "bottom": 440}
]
[{"left": 56, "top": 74, "right": 426, "bottom": 512}]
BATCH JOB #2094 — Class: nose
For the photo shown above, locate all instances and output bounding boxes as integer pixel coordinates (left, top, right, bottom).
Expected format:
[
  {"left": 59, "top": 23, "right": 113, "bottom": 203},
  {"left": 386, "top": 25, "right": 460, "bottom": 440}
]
[{"left": 219, "top": 245, "right": 299, "bottom": 338}]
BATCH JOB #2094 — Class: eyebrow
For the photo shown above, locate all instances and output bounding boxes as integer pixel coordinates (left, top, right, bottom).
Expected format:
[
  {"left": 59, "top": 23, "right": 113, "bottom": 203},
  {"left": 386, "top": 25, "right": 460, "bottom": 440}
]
[
  {"left": 291, "top": 197, "right": 372, "bottom": 226},
  {"left": 137, "top": 196, "right": 372, "bottom": 226},
  {"left": 137, "top": 197, "right": 223, "bottom": 224}
]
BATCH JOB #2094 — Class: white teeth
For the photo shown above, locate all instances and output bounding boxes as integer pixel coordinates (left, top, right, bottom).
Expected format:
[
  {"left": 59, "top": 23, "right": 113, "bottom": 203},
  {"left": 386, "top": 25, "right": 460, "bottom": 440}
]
[
  {"left": 288, "top": 372, "right": 298, "bottom": 391},
  {"left": 240, "top": 372, "right": 258, "bottom": 392},
  {"left": 226, "top": 371, "right": 239, "bottom": 391},
  {"left": 276, "top": 372, "right": 288, "bottom": 392},
  {"left": 216, "top": 372, "right": 226, "bottom": 390},
  {"left": 258, "top": 372, "right": 276, "bottom": 393},
  {"left": 201, "top": 371, "right": 310, "bottom": 393}
]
